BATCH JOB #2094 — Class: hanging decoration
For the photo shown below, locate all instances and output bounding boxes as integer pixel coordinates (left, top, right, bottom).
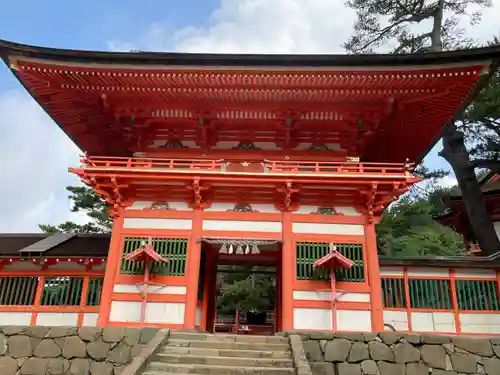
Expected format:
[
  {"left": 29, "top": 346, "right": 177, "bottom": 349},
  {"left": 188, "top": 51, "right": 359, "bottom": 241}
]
[
  {"left": 124, "top": 237, "right": 169, "bottom": 323},
  {"left": 201, "top": 238, "right": 279, "bottom": 256}
]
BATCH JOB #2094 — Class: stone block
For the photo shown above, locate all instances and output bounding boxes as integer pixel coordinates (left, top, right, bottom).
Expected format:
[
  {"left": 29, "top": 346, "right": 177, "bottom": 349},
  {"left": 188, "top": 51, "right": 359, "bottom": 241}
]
[
  {"left": 369, "top": 341, "right": 395, "bottom": 362},
  {"left": 450, "top": 353, "right": 477, "bottom": 374},
  {"left": 69, "top": 358, "right": 90, "bottom": 375},
  {"left": 47, "top": 327, "right": 77, "bottom": 338},
  {"left": 90, "top": 361, "right": 113, "bottom": 375},
  {"left": 124, "top": 328, "right": 141, "bottom": 346},
  {"left": 310, "top": 362, "right": 335, "bottom": 375},
  {"left": 34, "top": 339, "right": 62, "bottom": 358},
  {"left": 379, "top": 332, "right": 401, "bottom": 346},
  {"left": 336, "top": 332, "right": 366, "bottom": 342},
  {"left": 47, "top": 358, "right": 70, "bottom": 375},
  {"left": 303, "top": 340, "right": 324, "bottom": 362},
  {"left": 139, "top": 327, "right": 157, "bottom": 344},
  {"left": 0, "top": 357, "right": 18, "bottom": 375},
  {"left": 361, "top": 360, "right": 379, "bottom": 375},
  {"left": 421, "top": 344, "right": 447, "bottom": 369},
  {"left": 403, "top": 334, "right": 421, "bottom": 345},
  {"left": 8, "top": 335, "right": 33, "bottom": 358},
  {"left": 309, "top": 332, "right": 335, "bottom": 341},
  {"left": 0, "top": 333, "right": 6, "bottom": 355},
  {"left": 421, "top": 335, "right": 451, "bottom": 345},
  {"left": 27, "top": 327, "right": 50, "bottom": 339},
  {"left": 78, "top": 328, "right": 102, "bottom": 342},
  {"left": 452, "top": 337, "right": 494, "bottom": 357},
  {"left": 20, "top": 358, "right": 48, "bottom": 375},
  {"left": 406, "top": 362, "right": 428, "bottom": 375},
  {"left": 483, "top": 358, "right": 500, "bottom": 375},
  {"left": 2, "top": 326, "right": 28, "bottom": 336},
  {"left": 103, "top": 327, "right": 126, "bottom": 343},
  {"left": 337, "top": 362, "right": 362, "bottom": 375},
  {"left": 394, "top": 342, "right": 420, "bottom": 364},
  {"left": 378, "top": 361, "right": 405, "bottom": 375},
  {"left": 87, "top": 338, "right": 111, "bottom": 361},
  {"left": 324, "top": 339, "right": 351, "bottom": 362},
  {"left": 59, "top": 336, "right": 87, "bottom": 359},
  {"left": 107, "top": 342, "right": 131, "bottom": 365},
  {"left": 349, "top": 342, "right": 370, "bottom": 363}
]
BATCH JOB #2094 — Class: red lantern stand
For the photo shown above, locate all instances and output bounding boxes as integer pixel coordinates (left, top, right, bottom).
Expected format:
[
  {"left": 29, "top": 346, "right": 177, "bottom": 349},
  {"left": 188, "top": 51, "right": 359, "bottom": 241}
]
[
  {"left": 312, "top": 243, "right": 355, "bottom": 332},
  {"left": 124, "top": 237, "right": 169, "bottom": 323}
]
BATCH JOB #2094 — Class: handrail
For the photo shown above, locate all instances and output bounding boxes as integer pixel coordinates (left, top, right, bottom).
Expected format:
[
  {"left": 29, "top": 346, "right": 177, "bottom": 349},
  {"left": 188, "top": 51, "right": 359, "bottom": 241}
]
[{"left": 78, "top": 155, "right": 414, "bottom": 176}]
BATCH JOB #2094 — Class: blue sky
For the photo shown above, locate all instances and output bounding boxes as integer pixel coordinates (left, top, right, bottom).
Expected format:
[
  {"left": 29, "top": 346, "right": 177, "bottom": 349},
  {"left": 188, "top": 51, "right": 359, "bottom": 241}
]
[{"left": 0, "top": 0, "right": 498, "bottom": 232}]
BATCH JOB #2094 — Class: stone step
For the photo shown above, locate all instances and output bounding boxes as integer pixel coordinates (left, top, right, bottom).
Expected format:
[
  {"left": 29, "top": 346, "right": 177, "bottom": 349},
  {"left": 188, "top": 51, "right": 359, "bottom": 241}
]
[
  {"left": 156, "top": 353, "right": 294, "bottom": 368},
  {"left": 162, "top": 345, "right": 292, "bottom": 359},
  {"left": 169, "top": 332, "right": 289, "bottom": 344},
  {"left": 166, "top": 339, "right": 290, "bottom": 351},
  {"left": 146, "top": 362, "right": 295, "bottom": 375}
]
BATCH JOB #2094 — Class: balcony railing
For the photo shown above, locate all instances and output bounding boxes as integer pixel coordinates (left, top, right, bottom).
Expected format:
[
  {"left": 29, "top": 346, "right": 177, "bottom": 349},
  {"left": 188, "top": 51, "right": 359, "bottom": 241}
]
[{"left": 77, "top": 155, "right": 414, "bottom": 178}]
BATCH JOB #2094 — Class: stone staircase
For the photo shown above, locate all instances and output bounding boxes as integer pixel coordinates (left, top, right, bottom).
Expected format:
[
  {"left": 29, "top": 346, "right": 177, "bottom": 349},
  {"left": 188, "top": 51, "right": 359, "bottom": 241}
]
[{"left": 142, "top": 331, "right": 295, "bottom": 375}]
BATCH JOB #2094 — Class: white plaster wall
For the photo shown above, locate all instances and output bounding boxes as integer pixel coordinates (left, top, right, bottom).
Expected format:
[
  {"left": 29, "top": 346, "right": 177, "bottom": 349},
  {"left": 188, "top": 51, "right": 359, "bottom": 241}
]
[
  {"left": 454, "top": 268, "right": 496, "bottom": 278},
  {"left": 293, "top": 308, "right": 332, "bottom": 330},
  {"left": 145, "top": 302, "right": 185, "bottom": 324},
  {"left": 203, "top": 202, "right": 279, "bottom": 213},
  {"left": 203, "top": 220, "right": 282, "bottom": 233},
  {"left": 337, "top": 310, "right": 371, "bottom": 331},
  {"left": 335, "top": 207, "right": 362, "bottom": 216},
  {"left": 494, "top": 221, "right": 500, "bottom": 240},
  {"left": 383, "top": 310, "right": 409, "bottom": 331},
  {"left": 380, "top": 268, "right": 404, "bottom": 277},
  {"left": 82, "top": 313, "right": 99, "bottom": 326},
  {"left": 406, "top": 268, "right": 450, "bottom": 277},
  {"left": 411, "top": 312, "right": 456, "bottom": 333},
  {"left": 113, "top": 284, "right": 187, "bottom": 295},
  {"left": 36, "top": 313, "right": 79, "bottom": 326},
  {"left": 460, "top": 313, "right": 500, "bottom": 334},
  {"left": 251, "top": 204, "right": 280, "bottom": 213},
  {"left": 295, "top": 205, "right": 319, "bottom": 214},
  {"left": 292, "top": 222, "right": 364, "bottom": 235},
  {"left": 293, "top": 290, "right": 331, "bottom": 301},
  {"left": 337, "top": 293, "right": 371, "bottom": 303},
  {"left": 293, "top": 290, "right": 370, "bottom": 303},
  {"left": 109, "top": 301, "right": 141, "bottom": 323},
  {"left": 196, "top": 307, "right": 202, "bottom": 326},
  {"left": 0, "top": 312, "right": 32, "bottom": 326},
  {"left": 123, "top": 218, "right": 192, "bottom": 230},
  {"left": 127, "top": 201, "right": 192, "bottom": 211}
]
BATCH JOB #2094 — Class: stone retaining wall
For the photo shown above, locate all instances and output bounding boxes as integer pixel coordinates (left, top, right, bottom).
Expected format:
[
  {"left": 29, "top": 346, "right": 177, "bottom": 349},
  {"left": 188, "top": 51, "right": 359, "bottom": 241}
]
[
  {"left": 282, "top": 331, "right": 500, "bottom": 375},
  {"left": 0, "top": 326, "right": 158, "bottom": 375}
]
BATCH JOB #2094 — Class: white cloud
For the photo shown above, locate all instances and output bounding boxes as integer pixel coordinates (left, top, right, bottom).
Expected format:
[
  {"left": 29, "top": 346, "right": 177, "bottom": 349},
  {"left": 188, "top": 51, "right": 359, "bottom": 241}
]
[
  {"left": 109, "top": 0, "right": 500, "bottom": 54},
  {"left": 0, "top": 91, "right": 89, "bottom": 232}
]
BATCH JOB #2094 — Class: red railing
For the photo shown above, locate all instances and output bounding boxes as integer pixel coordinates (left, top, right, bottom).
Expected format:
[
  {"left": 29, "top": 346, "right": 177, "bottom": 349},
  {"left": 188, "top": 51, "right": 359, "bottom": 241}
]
[
  {"left": 81, "top": 155, "right": 223, "bottom": 171},
  {"left": 79, "top": 156, "right": 413, "bottom": 177},
  {"left": 264, "top": 160, "right": 412, "bottom": 175}
]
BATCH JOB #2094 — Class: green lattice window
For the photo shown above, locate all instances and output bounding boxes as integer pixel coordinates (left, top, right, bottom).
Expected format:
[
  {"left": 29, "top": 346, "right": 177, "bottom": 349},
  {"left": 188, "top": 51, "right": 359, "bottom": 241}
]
[
  {"left": 296, "top": 242, "right": 364, "bottom": 282},
  {"left": 382, "top": 278, "right": 406, "bottom": 308},
  {"left": 86, "top": 277, "right": 104, "bottom": 306},
  {"left": 456, "top": 279, "right": 500, "bottom": 311},
  {"left": 0, "top": 277, "right": 39, "bottom": 305},
  {"left": 120, "top": 237, "right": 188, "bottom": 276},
  {"left": 41, "top": 277, "right": 84, "bottom": 306},
  {"left": 408, "top": 279, "right": 452, "bottom": 309}
]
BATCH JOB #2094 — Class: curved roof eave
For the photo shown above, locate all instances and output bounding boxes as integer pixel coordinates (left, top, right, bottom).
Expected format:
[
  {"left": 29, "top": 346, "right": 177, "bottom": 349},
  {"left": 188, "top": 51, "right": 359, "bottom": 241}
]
[{"left": 2, "top": 38, "right": 500, "bottom": 68}]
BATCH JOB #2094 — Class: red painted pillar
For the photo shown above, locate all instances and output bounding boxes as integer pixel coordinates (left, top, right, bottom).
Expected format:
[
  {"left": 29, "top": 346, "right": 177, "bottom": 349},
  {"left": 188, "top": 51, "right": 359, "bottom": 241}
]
[
  {"left": 97, "top": 213, "right": 124, "bottom": 326},
  {"left": 281, "top": 212, "right": 294, "bottom": 331},
  {"left": 365, "top": 220, "right": 384, "bottom": 332},
  {"left": 184, "top": 208, "right": 202, "bottom": 329}
]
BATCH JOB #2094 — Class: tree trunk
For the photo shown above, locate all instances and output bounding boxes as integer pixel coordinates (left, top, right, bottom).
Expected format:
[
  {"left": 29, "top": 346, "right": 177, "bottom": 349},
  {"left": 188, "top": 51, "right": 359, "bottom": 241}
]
[{"left": 440, "top": 123, "right": 500, "bottom": 256}]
